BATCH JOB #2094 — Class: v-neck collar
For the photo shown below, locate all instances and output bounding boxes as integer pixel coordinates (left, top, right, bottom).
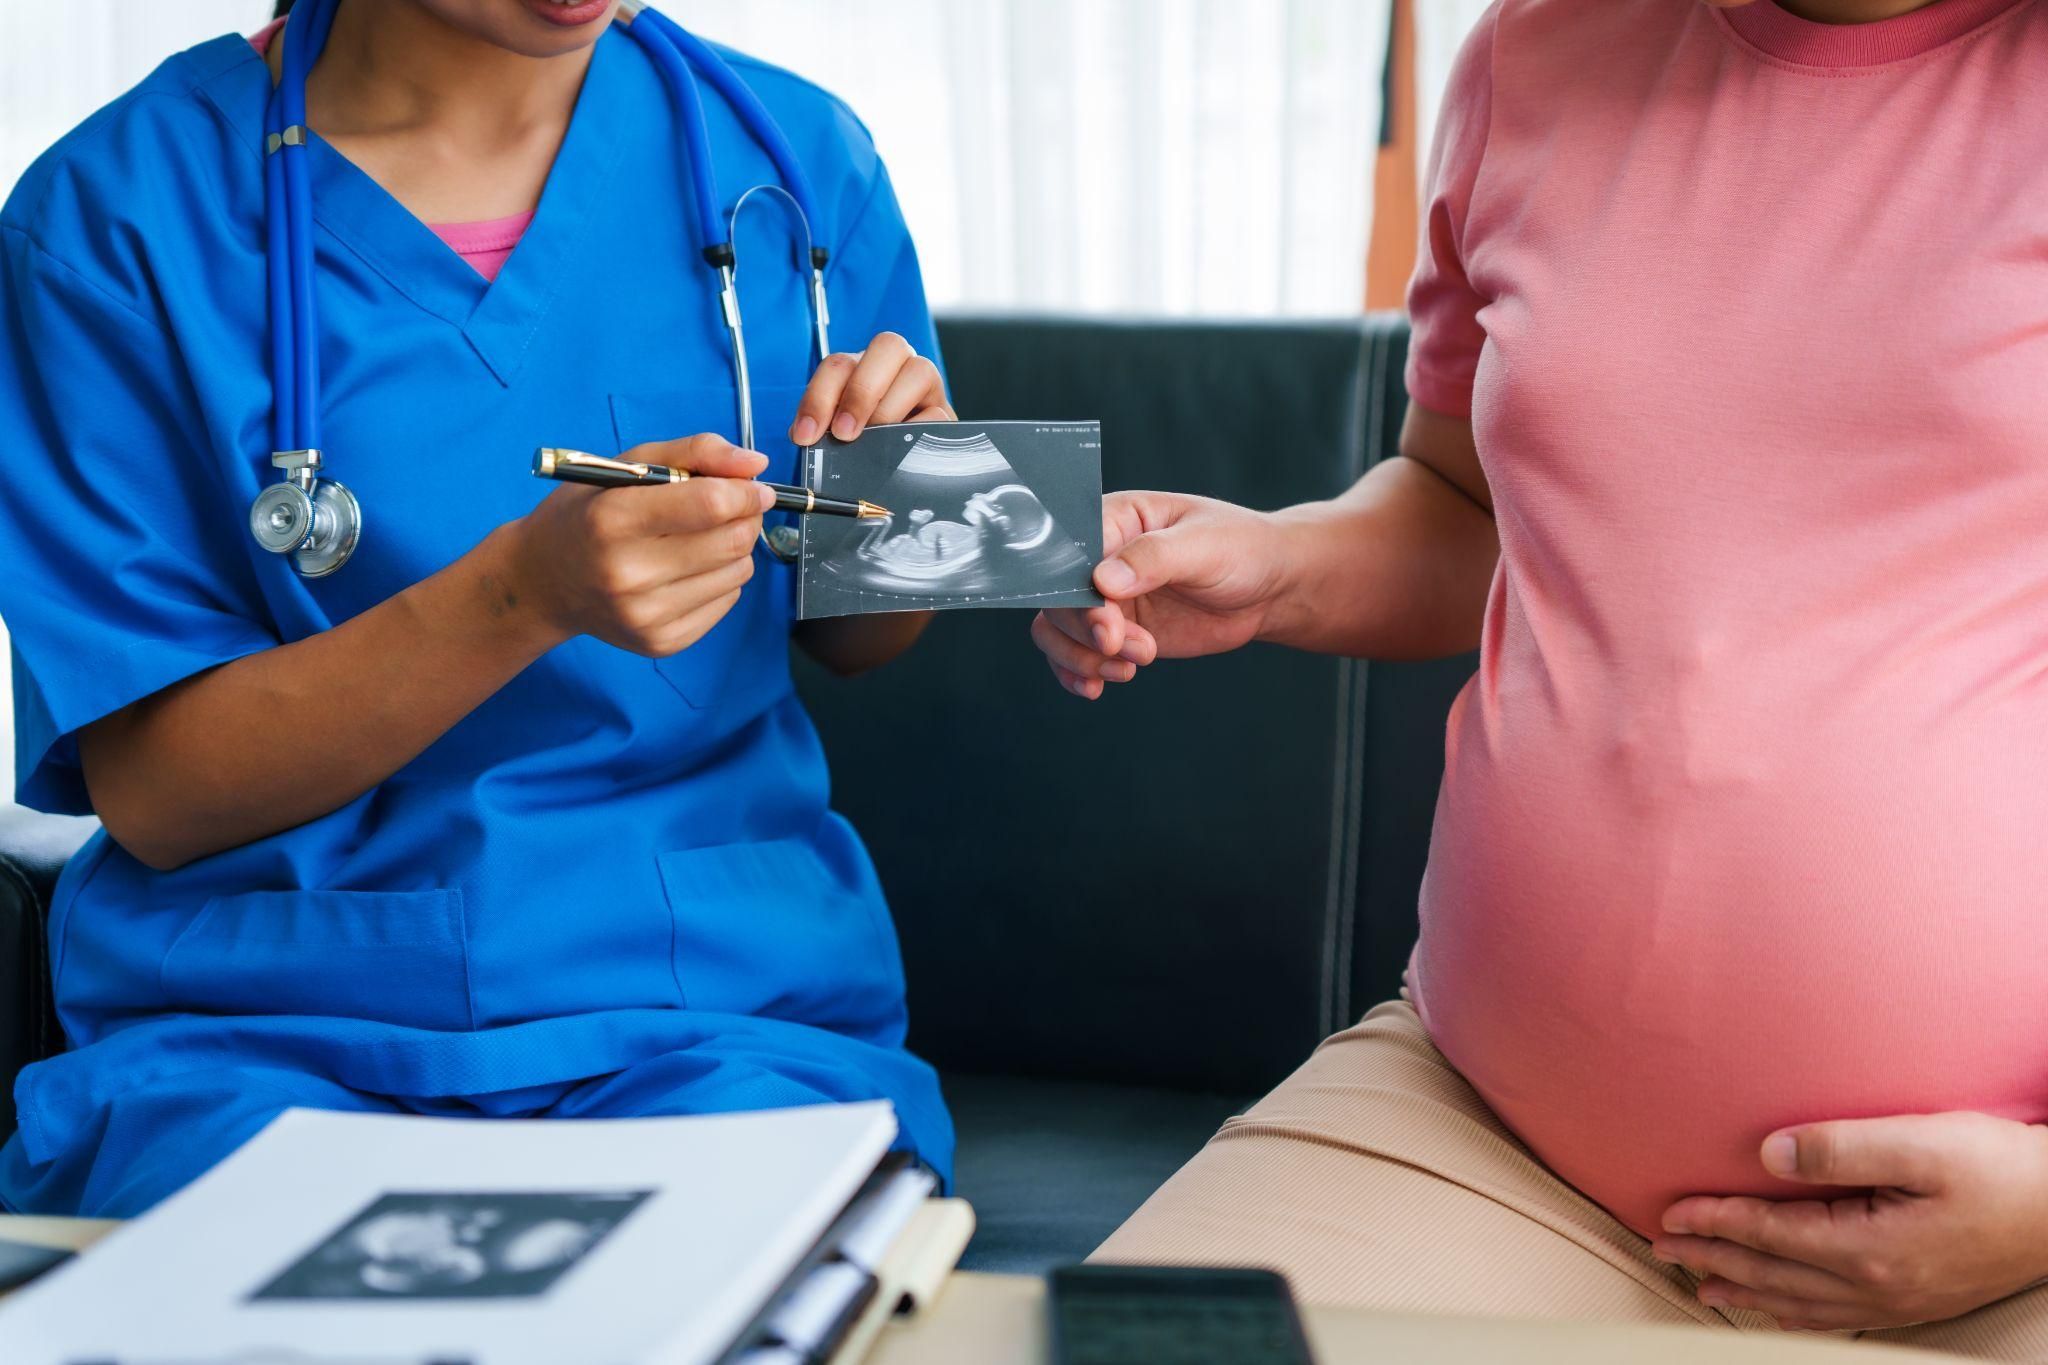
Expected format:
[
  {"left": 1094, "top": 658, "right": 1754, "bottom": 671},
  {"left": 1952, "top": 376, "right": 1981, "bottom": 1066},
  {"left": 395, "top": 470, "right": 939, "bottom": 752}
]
[{"left": 193, "top": 28, "right": 638, "bottom": 387}]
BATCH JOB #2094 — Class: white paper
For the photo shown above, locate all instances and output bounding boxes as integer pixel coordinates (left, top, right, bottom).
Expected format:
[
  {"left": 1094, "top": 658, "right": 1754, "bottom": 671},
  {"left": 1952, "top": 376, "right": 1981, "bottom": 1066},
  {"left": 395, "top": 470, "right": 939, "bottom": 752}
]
[
  {"left": 0, "top": 1101, "right": 898, "bottom": 1365},
  {"left": 833, "top": 1166, "right": 935, "bottom": 1273}
]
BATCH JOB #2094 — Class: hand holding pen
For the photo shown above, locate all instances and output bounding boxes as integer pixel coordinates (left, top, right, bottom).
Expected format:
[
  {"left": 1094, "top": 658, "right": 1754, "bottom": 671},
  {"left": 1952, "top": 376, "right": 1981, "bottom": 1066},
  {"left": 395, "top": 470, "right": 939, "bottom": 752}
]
[{"left": 503, "top": 435, "right": 776, "bottom": 659}]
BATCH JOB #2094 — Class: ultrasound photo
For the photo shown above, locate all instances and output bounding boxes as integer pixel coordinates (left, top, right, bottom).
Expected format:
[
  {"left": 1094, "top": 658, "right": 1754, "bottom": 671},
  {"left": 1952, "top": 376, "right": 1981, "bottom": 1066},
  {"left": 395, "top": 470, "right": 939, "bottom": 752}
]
[
  {"left": 251, "top": 1190, "right": 651, "bottom": 1302},
  {"left": 797, "top": 421, "right": 1105, "bottom": 620}
]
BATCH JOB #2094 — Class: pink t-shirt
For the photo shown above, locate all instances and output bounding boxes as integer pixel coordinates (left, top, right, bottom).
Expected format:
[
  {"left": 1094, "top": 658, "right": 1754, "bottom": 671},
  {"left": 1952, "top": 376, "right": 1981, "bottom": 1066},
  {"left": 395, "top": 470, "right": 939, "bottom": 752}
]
[
  {"left": 1406, "top": 0, "right": 2048, "bottom": 1238},
  {"left": 422, "top": 211, "right": 532, "bottom": 282},
  {"left": 249, "top": 19, "right": 529, "bottom": 281}
]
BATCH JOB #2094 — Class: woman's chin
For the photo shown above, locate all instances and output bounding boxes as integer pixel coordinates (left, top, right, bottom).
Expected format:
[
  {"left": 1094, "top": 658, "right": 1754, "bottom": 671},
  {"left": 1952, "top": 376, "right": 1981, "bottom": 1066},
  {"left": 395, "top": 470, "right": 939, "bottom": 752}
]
[{"left": 411, "top": 0, "right": 617, "bottom": 60}]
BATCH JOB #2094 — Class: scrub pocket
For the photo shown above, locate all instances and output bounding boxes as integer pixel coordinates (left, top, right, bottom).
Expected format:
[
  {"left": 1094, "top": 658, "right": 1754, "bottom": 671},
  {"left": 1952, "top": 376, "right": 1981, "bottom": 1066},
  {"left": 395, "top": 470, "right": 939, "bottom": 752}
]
[
  {"left": 657, "top": 839, "right": 906, "bottom": 1035},
  {"left": 160, "top": 888, "right": 473, "bottom": 1032},
  {"left": 609, "top": 385, "right": 806, "bottom": 712}
]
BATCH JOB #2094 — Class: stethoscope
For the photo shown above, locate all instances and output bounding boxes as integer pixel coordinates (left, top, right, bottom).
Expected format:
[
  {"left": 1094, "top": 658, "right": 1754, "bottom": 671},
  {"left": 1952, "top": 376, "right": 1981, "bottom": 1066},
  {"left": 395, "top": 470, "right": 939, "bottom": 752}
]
[{"left": 250, "top": 0, "right": 832, "bottom": 577}]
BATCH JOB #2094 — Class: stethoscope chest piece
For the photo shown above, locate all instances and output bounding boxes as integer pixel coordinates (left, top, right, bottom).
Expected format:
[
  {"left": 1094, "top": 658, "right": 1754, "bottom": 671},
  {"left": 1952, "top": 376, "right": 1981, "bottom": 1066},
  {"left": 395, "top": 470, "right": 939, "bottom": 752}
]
[
  {"left": 288, "top": 479, "right": 361, "bottom": 577},
  {"left": 249, "top": 481, "right": 316, "bottom": 554},
  {"left": 765, "top": 524, "right": 802, "bottom": 563},
  {"left": 250, "top": 449, "right": 362, "bottom": 578}
]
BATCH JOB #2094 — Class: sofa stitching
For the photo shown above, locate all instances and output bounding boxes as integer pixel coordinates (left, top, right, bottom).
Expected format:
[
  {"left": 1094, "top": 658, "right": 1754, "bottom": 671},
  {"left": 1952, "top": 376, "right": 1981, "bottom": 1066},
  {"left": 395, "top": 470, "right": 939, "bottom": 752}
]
[
  {"left": 1319, "top": 658, "right": 1353, "bottom": 1039},
  {"left": 1317, "top": 323, "right": 1384, "bottom": 1039},
  {"left": 1316, "top": 340, "right": 1362, "bottom": 1038},
  {"left": 1336, "top": 322, "right": 1390, "bottom": 1028}
]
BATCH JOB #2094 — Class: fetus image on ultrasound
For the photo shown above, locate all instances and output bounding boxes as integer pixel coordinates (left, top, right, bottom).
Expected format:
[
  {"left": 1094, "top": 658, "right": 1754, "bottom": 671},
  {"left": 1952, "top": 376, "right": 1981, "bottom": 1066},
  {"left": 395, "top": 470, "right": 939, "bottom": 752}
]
[
  {"left": 251, "top": 1190, "right": 650, "bottom": 1301},
  {"left": 798, "top": 423, "right": 1104, "bottom": 619}
]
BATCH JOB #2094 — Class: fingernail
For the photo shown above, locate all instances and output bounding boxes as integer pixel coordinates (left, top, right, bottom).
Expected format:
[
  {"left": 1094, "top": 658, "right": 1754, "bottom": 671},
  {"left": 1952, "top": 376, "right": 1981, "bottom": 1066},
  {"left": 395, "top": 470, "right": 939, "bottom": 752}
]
[
  {"left": 1104, "top": 661, "right": 1137, "bottom": 683},
  {"left": 1763, "top": 1133, "right": 1798, "bottom": 1177},
  {"left": 1701, "top": 1293, "right": 1729, "bottom": 1310},
  {"left": 1096, "top": 559, "right": 1136, "bottom": 596},
  {"left": 1662, "top": 1215, "right": 1692, "bottom": 1235},
  {"left": 1650, "top": 1244, "right": 1679, "bottom": 1264},
  {"left": 831, "top": 412, "right": 858, "bottom": 442},
  {"left": 1092, "top": 624, "right": 1114, "bottom": 653},
  {"left": 792, "top": 416, "right": 819, "bottom": 446},
  {"left": 757, "top": 484, "right": 777, "bottom": 510}
]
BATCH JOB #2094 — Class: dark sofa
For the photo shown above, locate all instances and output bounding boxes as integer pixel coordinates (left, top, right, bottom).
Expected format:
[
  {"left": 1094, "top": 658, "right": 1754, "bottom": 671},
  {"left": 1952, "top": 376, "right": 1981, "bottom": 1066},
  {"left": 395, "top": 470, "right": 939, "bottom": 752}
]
[{"left": 0, "top": 312, "right": 1474, "bottom": 1272}]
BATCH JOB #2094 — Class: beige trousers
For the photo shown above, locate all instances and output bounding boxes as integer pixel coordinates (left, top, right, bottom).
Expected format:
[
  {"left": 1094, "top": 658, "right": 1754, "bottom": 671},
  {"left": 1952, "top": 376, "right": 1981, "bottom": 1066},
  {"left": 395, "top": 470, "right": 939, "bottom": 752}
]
[{"left": 1093, "top": 1002, "right": 2048, "bottom": 1361}]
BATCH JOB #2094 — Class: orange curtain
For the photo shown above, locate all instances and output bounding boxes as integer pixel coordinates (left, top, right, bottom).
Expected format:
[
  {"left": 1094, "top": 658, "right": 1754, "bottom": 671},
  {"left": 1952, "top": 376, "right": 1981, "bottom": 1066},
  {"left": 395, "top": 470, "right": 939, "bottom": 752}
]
[{"left": 1365, "top": 0, "right": 1418, "bottom": 312}]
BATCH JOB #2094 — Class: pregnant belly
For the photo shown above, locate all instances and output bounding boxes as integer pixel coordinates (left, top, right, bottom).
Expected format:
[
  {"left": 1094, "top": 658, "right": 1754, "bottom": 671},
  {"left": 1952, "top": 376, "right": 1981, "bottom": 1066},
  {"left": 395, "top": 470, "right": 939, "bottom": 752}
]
[{"left": 1413, "top": 692, "right": 2048, "bottom": 1238}]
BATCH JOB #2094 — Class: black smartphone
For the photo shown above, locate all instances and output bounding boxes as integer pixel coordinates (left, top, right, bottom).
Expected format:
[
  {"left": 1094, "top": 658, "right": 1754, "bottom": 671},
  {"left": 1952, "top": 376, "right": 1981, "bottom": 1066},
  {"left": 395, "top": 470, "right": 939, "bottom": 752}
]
[
  {"left": 1048, "top": 1263, "right": 1316, "bottom": 1365},
  {"left": 0, "top": 1237, "right": 73, "bottom": 1294}
]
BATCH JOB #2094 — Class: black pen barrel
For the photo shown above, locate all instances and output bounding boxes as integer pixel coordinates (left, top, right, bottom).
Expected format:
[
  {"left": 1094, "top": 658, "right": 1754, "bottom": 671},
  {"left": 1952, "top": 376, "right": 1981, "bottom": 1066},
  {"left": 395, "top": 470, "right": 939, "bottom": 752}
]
[{"left": 764, "top": 484, "right": 884, "bottom": 519}]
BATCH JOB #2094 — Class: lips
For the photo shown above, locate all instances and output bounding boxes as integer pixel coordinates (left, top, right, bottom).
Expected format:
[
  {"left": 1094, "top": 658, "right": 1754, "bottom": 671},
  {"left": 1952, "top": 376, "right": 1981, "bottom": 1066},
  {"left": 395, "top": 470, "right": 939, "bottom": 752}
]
[{"left": 525, "top": 0, "right": 614, "bottom": 29}]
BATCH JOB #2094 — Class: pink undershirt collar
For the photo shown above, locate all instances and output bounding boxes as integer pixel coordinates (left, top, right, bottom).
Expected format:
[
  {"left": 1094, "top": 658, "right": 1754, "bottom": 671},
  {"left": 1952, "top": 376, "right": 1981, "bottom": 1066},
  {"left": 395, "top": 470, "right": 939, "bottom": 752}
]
[{"left": 1718, "top": 0, "right": 2033, "bottom": 68}]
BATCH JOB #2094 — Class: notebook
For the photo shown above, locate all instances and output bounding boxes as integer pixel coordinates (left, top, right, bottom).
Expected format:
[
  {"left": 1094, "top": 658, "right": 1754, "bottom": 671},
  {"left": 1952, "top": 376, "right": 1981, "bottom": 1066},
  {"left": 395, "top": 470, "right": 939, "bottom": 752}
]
[{"left": 0, "top": 1101, "right": 923, "bottom": 1365}]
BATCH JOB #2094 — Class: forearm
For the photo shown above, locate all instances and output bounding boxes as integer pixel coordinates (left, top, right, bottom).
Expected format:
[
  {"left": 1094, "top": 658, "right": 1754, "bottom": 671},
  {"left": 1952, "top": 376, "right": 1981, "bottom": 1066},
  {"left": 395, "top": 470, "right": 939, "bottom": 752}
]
[
  {"left": 81, "top": 524, "right": 565, "bottom": 869},
  {"left": 793, "top": 610, "right": 933, "bottom": 676},
  {"left": 1256, "top": 454, "right": 1499, "bottom": 660}
]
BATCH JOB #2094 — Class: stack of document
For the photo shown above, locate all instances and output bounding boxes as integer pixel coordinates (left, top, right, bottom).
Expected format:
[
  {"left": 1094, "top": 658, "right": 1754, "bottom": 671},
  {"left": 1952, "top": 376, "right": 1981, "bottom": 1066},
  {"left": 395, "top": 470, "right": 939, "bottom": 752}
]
[{"left": 0, "top": 1101, "right": 933, "bottom": 1365}]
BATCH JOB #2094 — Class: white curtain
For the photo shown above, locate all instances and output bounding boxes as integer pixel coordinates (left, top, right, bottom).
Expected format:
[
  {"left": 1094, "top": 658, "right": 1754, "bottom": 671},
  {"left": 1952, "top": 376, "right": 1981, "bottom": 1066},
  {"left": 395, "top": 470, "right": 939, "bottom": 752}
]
[
  {"left": 0, "top": 1, "right": 272, "bottom": 200},
  {"left": 2, "top": 0, "right": 1403, "bottom": 312},
  {"left": 673, "top": 0, "right": 1390, "bottom": 317}
]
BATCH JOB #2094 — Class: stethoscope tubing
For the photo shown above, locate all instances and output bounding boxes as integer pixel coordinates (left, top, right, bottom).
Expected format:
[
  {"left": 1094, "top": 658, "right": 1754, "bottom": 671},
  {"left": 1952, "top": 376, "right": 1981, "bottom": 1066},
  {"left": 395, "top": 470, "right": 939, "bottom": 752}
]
[
  {"left": 263, "top": 113, "right": 293, "bottom": 452},
  {"left": 267, "top": 0, "right": 339, "bottom": 455},
  {"left": 623, "top": 8, "right": 727, "bottom": 260},
  {"left": 639, "top": 9, "right": 823, "bottom": 251}
]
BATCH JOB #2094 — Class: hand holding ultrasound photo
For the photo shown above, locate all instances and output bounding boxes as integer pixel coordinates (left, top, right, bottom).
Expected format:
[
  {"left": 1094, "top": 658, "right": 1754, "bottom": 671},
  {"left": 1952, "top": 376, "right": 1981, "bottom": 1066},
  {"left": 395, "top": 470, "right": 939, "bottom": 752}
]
[{"left": 797, "top": 421, "right": 1104, "bottom": 621}]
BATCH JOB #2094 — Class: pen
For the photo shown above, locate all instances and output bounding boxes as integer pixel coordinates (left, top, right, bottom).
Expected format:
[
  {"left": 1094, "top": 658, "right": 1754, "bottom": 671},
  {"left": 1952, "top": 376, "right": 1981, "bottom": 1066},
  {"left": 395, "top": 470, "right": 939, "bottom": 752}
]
[{"left": 533, "top": 447, "right": 890, "bottom": 520}]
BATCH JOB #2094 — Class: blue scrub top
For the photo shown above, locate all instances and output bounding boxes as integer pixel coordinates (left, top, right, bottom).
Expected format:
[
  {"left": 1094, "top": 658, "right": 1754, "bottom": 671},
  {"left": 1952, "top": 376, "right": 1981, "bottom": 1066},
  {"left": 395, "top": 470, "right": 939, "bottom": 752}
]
[{"left": 0, "top": 25, "right": 951, "bottom": 1213}]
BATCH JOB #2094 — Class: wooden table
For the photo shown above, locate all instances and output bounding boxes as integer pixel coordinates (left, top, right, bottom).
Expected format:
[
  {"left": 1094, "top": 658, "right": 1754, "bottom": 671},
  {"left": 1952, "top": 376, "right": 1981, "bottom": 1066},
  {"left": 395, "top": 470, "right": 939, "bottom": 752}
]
[
  {"left": 877, "top": 1272, "right": 1963, "bottom": 1364},
  {"left": 1, "top": 1215, "right": 1960, "bottom": 1364}
]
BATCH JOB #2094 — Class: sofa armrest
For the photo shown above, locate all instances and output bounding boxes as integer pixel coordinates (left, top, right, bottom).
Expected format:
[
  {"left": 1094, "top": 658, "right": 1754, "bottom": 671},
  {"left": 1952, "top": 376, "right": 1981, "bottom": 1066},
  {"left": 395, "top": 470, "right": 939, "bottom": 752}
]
[{"left": 0, "top": 805, "right": 97, "bottom": 1138}]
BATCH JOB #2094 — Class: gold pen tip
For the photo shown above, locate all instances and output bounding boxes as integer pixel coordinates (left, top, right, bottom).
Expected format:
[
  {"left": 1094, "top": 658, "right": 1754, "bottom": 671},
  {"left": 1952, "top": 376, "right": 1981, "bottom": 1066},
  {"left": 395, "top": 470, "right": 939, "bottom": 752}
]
[{"left": 859, "top": 501, "right": 891, "bottom": 518}]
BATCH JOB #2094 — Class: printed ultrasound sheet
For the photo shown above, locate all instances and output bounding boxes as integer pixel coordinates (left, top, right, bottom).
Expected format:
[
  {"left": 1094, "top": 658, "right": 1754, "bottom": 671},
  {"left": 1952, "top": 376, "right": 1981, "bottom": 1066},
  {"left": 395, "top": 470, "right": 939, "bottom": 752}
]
[
  {"left": 797, "top": 420, "right": 1105, "bottom": 620},
  {"left": 252, "top": 1190, "right": 653, "bottom": 1302}
]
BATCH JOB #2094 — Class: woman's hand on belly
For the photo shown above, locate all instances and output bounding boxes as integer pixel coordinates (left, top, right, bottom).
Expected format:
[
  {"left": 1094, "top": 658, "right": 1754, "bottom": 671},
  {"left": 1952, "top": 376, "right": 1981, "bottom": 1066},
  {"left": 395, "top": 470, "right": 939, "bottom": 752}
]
[{"left": 1651, "top": 1113, "right": 2048, "bottom": 1331}]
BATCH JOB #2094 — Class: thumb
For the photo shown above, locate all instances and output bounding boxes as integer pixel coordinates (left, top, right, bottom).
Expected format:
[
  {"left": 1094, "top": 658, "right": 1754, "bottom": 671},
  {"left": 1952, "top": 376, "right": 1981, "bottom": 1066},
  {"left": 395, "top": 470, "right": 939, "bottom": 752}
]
[
  {"left": 1763, "top": 1116, "right": 1954, "bottom": 1193},
  {"left": 1094, "top": 526, "right": 1195, "bottom": 601},
  {"left": 642, "top": 434, "right": 770, "bottom": 481}
]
